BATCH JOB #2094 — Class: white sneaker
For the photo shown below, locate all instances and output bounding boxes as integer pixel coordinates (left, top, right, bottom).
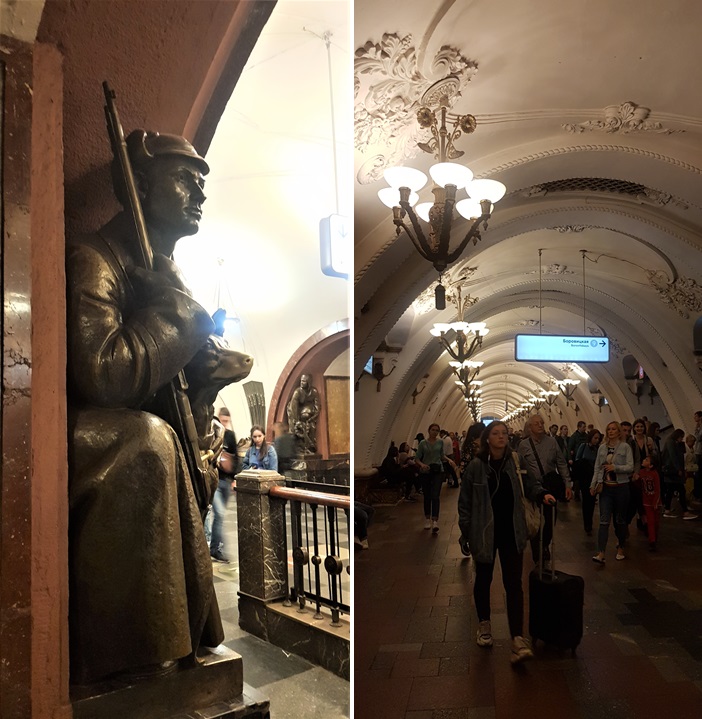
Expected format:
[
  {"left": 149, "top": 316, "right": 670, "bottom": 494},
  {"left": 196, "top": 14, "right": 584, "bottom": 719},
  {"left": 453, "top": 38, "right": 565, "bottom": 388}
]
[
  {"left": 424, "top": 518, "right": 431, "bottom": 530},
  {"left": 510, "top": 636, "right": 534, "bottom": 664},
  {"left": 476, "top": 620, "right": 493, "bottom": 647},
  {"left": 431, "top": 520, "right": 439, "bottom": 533}
]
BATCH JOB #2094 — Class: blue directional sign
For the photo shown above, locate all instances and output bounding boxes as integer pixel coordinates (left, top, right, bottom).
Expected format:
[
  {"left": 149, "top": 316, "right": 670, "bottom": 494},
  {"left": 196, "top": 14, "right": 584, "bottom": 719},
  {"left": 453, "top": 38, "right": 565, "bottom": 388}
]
[{"left": 515, "top": 334, "right": 610, "bottom": 363}]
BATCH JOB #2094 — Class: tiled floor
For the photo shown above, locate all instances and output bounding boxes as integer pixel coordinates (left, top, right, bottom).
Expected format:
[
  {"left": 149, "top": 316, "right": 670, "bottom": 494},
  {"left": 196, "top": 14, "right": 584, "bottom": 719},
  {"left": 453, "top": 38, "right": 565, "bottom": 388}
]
[
  {"left": 212, "top": 496, "right": 350, "bottom": 718},
  {"left": 355, "top": 489, "right": 702, "bottom": 718}
]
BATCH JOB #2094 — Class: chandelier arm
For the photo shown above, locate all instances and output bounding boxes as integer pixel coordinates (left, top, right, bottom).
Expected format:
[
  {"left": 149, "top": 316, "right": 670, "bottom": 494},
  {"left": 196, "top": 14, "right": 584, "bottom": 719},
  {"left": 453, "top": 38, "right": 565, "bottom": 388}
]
[
  {"left": 445, "top": 215, "right": 483, "bottom": 264},
  {"left": 436, "top": 193, "right": 457, "bottom": 264},
  {"left": 400, "top": 202, "right": 437, "bottom": 263},
  {"left": 396, "top": 211, "right": 432, "bottom": 262}
]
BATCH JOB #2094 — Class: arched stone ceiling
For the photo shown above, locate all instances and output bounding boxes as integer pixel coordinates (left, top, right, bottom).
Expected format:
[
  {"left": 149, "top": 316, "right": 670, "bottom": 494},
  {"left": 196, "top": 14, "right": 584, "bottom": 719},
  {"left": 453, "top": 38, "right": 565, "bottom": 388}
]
[{"left": 354, "top": 0, "right": 702, "bottom": 465}]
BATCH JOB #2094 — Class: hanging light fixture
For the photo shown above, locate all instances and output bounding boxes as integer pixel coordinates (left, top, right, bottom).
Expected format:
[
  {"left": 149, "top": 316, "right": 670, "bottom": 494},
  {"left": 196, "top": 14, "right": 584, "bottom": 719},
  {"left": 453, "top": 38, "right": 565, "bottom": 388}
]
[
  {"left": 539, "top": 376, "right": 560, "bottom": 408},
  {"left": 378, "top": 94, "right": 506, "bottom": 309},
  {"left": 556, "top": 365, "right": 580, "bottom": 406},
  {"left": 431, "top": 320, "right": 489, "bottom": 363}
]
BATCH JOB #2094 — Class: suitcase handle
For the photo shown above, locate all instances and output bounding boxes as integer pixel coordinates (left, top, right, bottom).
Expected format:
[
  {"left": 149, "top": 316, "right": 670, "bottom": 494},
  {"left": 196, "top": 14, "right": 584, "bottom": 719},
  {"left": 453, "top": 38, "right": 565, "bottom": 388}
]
[{"left": 538, "top": 502, "right": 556, "bottom": 582}]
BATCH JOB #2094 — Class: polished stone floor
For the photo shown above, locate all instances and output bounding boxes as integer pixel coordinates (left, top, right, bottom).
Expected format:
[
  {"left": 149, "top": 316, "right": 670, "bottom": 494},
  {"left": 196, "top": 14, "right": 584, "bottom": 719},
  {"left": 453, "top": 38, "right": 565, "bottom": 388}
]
[
  {"left": 355, "top": 489, "right": 702, "bottom": 718},
  {"left": 212, "top": 495, "right": 350, "bottom": 719}
]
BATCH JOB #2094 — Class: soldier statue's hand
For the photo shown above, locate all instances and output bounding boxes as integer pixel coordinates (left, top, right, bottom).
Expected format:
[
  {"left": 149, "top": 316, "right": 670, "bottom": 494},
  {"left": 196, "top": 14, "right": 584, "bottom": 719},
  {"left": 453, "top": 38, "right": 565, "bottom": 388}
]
[{"left": 129, "top": 254, "right": 190, "bottom": 298}]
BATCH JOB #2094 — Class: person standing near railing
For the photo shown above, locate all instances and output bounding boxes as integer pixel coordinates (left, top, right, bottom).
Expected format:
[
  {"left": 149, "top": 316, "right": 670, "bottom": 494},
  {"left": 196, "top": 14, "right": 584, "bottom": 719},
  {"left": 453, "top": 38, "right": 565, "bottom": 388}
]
[
  {"left": 414, "top": 423, "right": 457, "bottom": 533},
  {"left": 242, "top": 425, "right": 278, "bottom": 471}
]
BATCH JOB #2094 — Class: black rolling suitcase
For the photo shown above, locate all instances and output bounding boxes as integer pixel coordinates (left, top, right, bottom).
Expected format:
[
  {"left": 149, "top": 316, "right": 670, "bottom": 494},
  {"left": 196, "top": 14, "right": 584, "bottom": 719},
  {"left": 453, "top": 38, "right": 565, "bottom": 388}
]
[{"left": 528, "top": 504, "right": 584, "bottom": 652}]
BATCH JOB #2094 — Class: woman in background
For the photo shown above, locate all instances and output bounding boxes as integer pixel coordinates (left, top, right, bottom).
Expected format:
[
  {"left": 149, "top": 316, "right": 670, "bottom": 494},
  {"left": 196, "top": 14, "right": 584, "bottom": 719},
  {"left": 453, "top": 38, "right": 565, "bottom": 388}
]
[
  {"left": 591, "top": 421, "right": 633, "bottom": 563},
  {"left": 242, "top": 425, "right": 278, "bottom": 472},
  {"left": 573, "top": 429, "right": 602, "bottom": 536},
  {"left": 415, "top": 423, "right": 456, "bottom": 533}
]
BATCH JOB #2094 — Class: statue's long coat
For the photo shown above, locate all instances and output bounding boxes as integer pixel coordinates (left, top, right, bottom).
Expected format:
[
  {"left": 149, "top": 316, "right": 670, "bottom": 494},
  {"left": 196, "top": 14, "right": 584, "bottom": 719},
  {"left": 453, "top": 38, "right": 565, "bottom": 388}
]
[{"left": 66, "top": 213, "right": 223, "bottom": 683}]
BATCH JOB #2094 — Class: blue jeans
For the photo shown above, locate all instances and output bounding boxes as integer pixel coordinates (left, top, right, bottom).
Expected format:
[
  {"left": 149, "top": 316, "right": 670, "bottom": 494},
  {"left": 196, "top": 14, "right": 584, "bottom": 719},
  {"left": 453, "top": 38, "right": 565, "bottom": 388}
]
[
  {"left": 206, "top": 478, "right": 231, "bottom": 554},
  {"left": 597, "top": 483, "right": 630, "bottom": 553},
  {"left": 421, "top": 472, "right": 444, "bottom": 519}
]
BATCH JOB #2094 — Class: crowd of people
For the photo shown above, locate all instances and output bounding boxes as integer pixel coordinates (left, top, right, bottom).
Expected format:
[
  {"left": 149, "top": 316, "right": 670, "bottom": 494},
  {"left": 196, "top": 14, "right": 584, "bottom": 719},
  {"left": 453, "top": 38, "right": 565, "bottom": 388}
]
[{"left": 371, "top": 410, "right": 702, "bottom": 665}]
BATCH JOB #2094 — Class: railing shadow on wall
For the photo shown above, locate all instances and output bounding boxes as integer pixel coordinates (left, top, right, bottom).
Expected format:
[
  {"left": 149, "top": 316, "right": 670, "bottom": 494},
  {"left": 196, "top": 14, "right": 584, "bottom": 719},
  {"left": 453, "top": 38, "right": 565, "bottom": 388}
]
[{"left": 234, "top": 469, "right": 350, "bottom": 679}]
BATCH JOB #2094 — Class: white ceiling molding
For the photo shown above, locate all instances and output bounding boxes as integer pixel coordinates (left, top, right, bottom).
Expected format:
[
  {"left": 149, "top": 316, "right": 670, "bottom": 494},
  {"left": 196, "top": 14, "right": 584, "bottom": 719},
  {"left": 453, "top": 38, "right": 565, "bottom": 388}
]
[
  {"left": 562, "top": 101, "right": 685, "bottom": 135},
  {"left": 646, "top": 272, "right": 702, "bottom": 320},
  {"left": 354, "top": 32, "right": 478, "bottom": 183}
]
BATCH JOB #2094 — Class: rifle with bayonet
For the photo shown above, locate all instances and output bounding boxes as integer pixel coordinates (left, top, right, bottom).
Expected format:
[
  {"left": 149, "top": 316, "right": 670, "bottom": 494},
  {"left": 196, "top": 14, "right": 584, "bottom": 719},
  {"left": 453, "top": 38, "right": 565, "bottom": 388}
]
[{"left": 102, "top": 81, "right": 210, "bottom": 514}]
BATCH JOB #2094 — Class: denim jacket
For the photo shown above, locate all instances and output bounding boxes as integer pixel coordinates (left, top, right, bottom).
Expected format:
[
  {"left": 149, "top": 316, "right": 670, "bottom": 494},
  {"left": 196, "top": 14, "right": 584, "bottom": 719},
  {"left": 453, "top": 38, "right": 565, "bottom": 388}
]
[
  {"left": 590, "top": 440, "right": 633, "bottom": 490},
  {"left": 242, "top": 444, "right": 278, "bottom": 472},
  {"left": 458, "top": 454, "right": 546, "bottom": 564}
]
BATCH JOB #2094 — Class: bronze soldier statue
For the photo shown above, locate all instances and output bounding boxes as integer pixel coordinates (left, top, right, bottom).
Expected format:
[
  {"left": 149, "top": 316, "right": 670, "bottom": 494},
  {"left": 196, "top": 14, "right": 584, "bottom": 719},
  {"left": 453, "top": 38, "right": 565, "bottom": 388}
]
[
  {"left": 66, "top": 128, "right": 251, "bottom": 684},
  {"left": 286, "top": 373, "right": 321, "bottom": 454}
]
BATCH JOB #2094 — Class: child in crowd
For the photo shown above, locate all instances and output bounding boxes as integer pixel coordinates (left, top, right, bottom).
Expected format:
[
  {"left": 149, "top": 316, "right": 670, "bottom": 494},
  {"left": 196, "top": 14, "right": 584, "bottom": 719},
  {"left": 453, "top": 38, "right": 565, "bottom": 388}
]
[
  {"left": 685, "top": 434, "right": 698, "bottom": 503},
  {"left": 639, "top": 457, "right": 661, "bottom": 551}
]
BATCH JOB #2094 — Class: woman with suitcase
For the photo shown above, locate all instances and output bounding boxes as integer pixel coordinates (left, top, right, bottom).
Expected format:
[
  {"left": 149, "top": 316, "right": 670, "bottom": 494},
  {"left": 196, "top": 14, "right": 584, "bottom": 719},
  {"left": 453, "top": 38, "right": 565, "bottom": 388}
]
[{"left": 458, "top": 422, "right": 556, "bottom": 664}]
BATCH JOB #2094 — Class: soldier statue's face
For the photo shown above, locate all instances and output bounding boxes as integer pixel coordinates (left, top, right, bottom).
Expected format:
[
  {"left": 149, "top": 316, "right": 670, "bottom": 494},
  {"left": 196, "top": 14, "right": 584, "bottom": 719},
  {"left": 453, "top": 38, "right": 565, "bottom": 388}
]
[
  {"left": 141, "top": 156, "right": 206, "bottom": 241},
  {"left": 300, "top": 375, "right": 310, "bottom": 390}
]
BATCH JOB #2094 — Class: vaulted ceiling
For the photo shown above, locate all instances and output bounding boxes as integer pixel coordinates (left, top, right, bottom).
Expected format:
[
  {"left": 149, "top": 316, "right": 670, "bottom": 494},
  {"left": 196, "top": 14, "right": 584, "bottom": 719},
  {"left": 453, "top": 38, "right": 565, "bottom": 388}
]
[{"left": 354, "top": 0, "right": 702, "bottom": 464}]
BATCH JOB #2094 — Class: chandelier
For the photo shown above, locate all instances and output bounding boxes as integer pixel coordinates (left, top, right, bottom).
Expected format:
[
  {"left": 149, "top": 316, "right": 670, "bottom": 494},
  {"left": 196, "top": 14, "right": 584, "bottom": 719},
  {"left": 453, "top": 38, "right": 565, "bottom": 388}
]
[
  {"left": 556, "top": 365, "right": 581, "bottom": 406},
  {"left": 378, "top": 95, "right": 506, "bottom": 309},
  {"left": 431, "top": 320, "right": 489, "bottom": 362}
]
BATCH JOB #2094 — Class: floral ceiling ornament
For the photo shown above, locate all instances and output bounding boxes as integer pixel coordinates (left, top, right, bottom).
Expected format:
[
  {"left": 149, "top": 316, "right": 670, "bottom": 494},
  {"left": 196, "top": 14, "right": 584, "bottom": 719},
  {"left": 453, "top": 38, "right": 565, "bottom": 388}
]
[
  {"left": 526, "top": 264, "right": 574, "bottom": 276},
  {"left": 413, "top": 265, "right": 478, "bottom": 315},
  {"left": 562, "top": 101, "right": 684, "bottom": 135},
  {"left": 636, "top": 188, "right": 689, "bottom": 210},
  {"left": 354, "top": 33, "right": 478, "bottom": 184},
  {"left": 646, "top": 271, "right": 702, "bottom": 319},
  {"left": 550, "top": 225, "right": 588, "bottom": 233},
  {"left": 517, "top": 319, "right": 541, "bottom": 327}
]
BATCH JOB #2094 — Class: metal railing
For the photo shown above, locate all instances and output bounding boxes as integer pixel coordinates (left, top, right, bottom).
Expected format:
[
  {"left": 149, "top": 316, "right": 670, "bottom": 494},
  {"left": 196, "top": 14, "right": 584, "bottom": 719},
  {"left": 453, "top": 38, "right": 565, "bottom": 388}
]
[{"left": 269, "top": 485, "right": 350, "bottom": 626}]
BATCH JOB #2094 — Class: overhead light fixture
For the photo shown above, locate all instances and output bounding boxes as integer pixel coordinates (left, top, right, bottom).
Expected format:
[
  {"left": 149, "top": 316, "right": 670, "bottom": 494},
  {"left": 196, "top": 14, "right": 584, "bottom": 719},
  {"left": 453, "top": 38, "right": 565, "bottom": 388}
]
[
  {"left": 556, "top": 366, "right": 581, "bottom": 406},
  {"left": 378, "top": 94, "right": 506, "bottom": 309}
]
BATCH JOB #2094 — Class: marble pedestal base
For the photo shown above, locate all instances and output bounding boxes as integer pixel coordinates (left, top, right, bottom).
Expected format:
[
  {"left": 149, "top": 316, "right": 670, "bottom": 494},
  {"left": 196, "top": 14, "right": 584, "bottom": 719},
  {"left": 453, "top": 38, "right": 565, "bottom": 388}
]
[
  {"left": 71, "top": 646, "right": 269, "bottom": 719},
  {"left": 239, "top": 595, "right": 350, "bottom": 679}
]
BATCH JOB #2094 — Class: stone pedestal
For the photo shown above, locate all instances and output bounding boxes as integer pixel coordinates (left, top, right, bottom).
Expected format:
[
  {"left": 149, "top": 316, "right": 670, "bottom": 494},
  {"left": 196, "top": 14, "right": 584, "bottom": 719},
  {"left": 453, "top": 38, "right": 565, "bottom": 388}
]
[
  {"left": 234, "top": 469, "right": 349, "bottom": 678},
  {"left": 71, "top": 646, "right": 269, "bottom": 719},
  {"left": 236, "top": 469, "right": 288, "bottom": 603}
]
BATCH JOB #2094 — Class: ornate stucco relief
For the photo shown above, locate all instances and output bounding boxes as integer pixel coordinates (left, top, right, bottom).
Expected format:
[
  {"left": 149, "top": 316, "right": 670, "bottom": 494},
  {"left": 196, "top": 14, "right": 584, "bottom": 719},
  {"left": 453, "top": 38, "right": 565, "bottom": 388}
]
[
  {"left": 562, "top": 101, "right": 684, "bottom": 135},
  {"left": 517, "top": 319, "right": 540, "bottom": 327},
  {"left": 646, "top": 271, "right": 702, "bottom": 319},
  {"left": 354, "top": 33, "right": 478, "bottom": 184},
  {"left": 413, "top": 265, "right": 478, "bottom": 315},
  {"left": 551, "top": 225, "right": 588, "bottom": 233}
]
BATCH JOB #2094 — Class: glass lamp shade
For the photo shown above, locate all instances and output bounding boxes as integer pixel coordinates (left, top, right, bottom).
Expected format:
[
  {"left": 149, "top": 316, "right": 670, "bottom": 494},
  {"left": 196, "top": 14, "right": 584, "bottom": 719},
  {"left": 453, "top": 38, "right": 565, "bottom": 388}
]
[
  {"left": 415, "top": 202, "right": 432, "bottom": 222},
  {"left": 378, "top": 187, "right": 419, "bottom": 208},
  {"left": 450, "top": 321, "right": 470, "bottom": 333},
  {"left": 467, "top": 322, "right": 487, "bottom": 334},
  {"left": 429, "top": 162, "right": 473, "bottom": 189},
  {"left": 430, "top": 323, "right": 452, "bottom": 336},
  {"left": 449, "top": 361, "right": 462, "bottom": 369},
  {"left": 455, "top": 199, "right": 483, "bottom": 220},
  {"left": 383, "top": 166, "right": 427, "bottom": 191},
  {"left": 466, "top": 178, "right": 507, "bottom": 204}
]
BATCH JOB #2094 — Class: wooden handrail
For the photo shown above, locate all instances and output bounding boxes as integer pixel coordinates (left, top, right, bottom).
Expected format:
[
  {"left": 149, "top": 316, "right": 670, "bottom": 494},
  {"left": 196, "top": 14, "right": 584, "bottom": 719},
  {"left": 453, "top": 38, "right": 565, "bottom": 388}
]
[{"left": 269, "top": 485, "right": 350, "bottom": 510}]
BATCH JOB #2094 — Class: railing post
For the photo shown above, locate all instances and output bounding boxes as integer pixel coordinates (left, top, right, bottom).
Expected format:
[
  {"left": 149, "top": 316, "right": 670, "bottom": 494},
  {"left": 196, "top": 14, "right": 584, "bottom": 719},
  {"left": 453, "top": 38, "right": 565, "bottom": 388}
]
[{"left": 235, "top": 469, "right": 287, "bottom": 638}]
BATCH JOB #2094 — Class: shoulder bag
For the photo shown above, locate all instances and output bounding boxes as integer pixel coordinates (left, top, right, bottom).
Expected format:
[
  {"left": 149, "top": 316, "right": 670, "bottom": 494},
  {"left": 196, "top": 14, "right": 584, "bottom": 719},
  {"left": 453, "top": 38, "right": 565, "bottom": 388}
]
[
  {"left": 513, "top": 451, "right": 540, "bottom": 539},
  {"left": 529, "top": 438, "right": 567, "bottom": 501}
]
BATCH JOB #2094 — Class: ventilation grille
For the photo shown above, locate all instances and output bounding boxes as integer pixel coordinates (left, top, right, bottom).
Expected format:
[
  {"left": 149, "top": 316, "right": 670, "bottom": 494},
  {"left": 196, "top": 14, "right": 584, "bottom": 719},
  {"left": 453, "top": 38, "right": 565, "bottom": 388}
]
[{"left": 540, "top": 177, "right": 646, "bottom": 195}]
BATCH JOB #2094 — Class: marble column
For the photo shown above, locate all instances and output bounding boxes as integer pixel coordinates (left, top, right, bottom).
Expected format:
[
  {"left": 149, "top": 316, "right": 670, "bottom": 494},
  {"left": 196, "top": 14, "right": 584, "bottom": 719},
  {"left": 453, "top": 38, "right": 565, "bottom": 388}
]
[{"left": 236, "top": 469, "right": 288, "bottom": 633}]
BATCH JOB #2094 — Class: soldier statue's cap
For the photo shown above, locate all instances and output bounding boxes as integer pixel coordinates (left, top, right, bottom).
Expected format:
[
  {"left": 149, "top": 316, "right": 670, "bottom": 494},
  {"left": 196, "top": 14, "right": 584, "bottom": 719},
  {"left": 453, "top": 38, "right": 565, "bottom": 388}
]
[{"left": 126, "top": 130, "right": 210, "bottom": 175}]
